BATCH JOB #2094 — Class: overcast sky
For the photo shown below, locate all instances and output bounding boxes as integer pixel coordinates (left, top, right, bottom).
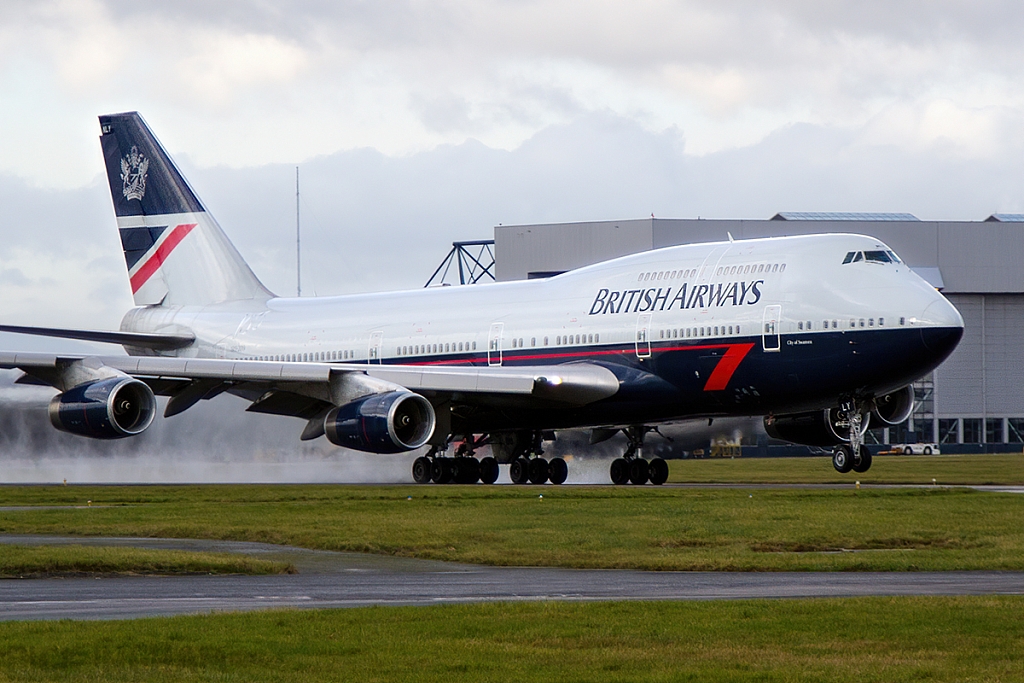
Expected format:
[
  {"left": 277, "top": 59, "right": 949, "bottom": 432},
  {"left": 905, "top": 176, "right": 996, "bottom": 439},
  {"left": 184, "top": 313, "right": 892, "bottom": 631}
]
[{"left": 2, "top": 0, "right": 1024, "bottom": 332}]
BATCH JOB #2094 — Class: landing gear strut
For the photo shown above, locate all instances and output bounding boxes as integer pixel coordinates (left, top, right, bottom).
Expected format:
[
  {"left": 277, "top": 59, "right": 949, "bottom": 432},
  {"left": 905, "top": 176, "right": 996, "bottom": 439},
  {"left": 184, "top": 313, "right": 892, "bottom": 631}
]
[
  {"left": 610, "top": 426, "right": 669, "bottom": 485},
  {"left": 831, "top": 400, "right": 873, "bottom": 474}
]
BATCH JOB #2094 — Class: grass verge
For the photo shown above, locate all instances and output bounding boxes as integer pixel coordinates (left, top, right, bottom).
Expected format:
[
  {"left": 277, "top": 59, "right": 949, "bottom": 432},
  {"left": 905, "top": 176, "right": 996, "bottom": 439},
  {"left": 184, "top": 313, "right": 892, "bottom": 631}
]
[
  {"left": 0, "top": 545, "right": 295, "bottom": 577},
  {"left": 0, "top": 597, "right": 1021, "bottom": 682},
  {"left": 2, "top": 483, "right": 1023, "bottom": 571},
  {"left": 665, "top": 452, "right": 1024, "bottom": 484}
]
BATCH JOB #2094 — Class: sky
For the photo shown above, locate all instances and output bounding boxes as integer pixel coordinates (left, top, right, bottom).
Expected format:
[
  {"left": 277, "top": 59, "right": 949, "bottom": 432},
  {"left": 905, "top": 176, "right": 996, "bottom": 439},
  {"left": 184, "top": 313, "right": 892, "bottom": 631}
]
[{"left": 1, "top": 1, "right": 1023, "bottom": 475}]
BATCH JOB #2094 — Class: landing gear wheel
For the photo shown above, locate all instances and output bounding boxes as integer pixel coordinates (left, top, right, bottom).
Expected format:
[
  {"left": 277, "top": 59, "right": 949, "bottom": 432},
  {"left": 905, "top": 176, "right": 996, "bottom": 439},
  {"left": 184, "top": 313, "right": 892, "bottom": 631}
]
[
  {"left": 479, "top": 457, "right": 499, "bottom": 484},
  {"left": 431, "top": 457, "right": 454, "bottom": 484},
  {"left": 548, "top": 457, "right": 568, "bottom": 485},
  {"left": 610, "top": 458, "right": 629, "bottom": 485},
  {"left": 832, "top": 445, "right": 854, "bottom": 474},
  {"left": 852, "top": 446, "right": 873, "bottom": 473},
  {"left": 629, "top": 458, "right": 650, "bottom": 485},
  {"left": 510, "top": 457, "right": 530, "bottom": 485},
  {"left": 412, "top": 456, "right": 432, "bottom": 484},
  {"left": 454, "top": 457, "right": 480, "bottom": 484},
  {"left": 528, "top": 458, "right": 550, "bottom": 485},
  {"left": 648, "top": 458, "right": 669, "bottom": 485}
]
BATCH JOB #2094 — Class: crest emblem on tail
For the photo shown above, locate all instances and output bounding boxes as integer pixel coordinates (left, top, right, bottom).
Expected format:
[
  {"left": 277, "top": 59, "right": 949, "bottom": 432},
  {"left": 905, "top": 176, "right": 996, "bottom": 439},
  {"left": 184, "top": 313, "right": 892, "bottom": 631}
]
[{"left": 120, "top": 146, "right": 149, "bottom": 201}]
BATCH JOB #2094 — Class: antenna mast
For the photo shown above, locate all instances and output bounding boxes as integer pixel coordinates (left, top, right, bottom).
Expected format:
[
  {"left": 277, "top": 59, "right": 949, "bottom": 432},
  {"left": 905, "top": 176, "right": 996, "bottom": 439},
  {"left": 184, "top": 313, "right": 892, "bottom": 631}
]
[{"left": 296, "top": 166, "right": 301, "bottom": 297}]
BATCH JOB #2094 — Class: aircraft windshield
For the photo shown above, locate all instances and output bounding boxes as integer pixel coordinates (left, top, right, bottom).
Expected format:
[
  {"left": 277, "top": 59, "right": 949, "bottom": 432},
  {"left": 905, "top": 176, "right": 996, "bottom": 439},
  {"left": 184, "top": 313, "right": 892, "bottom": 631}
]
[{"left": 843, "top": 250, "right": 902, "bottom": 265}]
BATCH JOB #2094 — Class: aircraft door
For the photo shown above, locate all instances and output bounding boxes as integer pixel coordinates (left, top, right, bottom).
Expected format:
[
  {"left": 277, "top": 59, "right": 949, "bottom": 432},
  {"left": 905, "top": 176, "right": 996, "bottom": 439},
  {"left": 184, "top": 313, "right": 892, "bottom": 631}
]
[
  {"left": 635, "top": 313, "right": 652, "bottom": 358},
  {"left": 488, "top": 322, "right": 504, "bottom": 366},
  {"left": 368, "top": 330, "right": 383, "bottom": 364},
  {"left": 762, "top": 305, "right": 781, "bottom": 352}
]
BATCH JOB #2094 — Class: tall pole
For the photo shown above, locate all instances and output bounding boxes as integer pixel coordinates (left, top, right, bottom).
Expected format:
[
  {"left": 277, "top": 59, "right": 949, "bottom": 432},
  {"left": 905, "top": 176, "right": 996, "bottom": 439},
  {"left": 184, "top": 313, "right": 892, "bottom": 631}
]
[{"left": 296, "top": 166, "right": 301, "bottom": 297}]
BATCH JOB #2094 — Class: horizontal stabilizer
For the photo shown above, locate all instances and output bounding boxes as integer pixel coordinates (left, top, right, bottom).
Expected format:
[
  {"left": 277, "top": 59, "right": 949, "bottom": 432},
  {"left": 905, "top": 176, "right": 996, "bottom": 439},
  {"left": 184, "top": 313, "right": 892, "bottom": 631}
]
[{"left": 0, "top": 324, "right": 194, "bottom": 350}]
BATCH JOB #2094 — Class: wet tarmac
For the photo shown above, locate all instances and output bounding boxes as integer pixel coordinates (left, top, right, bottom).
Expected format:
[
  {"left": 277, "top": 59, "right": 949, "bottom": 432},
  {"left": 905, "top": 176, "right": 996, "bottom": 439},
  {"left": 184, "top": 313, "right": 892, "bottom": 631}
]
[{"left": 1, "top": 535, "right": 1022, "bottom": 621}]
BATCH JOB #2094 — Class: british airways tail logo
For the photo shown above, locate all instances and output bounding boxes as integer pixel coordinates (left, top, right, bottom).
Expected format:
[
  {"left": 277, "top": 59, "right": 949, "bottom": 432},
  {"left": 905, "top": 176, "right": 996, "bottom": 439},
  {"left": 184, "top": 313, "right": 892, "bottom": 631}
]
[
  {"left": 120, "top": 146, "right": 149, "bottom": 201},
  {"left": 589, "top": 280, "right": 764, "bottom": 315}
]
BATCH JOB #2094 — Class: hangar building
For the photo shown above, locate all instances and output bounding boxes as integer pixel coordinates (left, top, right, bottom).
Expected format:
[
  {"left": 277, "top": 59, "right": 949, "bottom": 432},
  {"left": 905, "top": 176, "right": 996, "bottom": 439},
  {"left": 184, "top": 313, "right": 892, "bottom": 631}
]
[{"left": 492, "top": 212, "right": 1024, "bottom": 449}]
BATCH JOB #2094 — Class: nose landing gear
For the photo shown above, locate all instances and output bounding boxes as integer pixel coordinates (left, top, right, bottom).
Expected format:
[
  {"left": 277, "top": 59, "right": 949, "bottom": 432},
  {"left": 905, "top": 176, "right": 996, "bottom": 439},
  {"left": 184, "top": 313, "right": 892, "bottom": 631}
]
[
  {"left": 831, "top": 401, "right": 874, "bottom": 474},
  {"left": 610, "top": 426, "right": 669, "bottom": 485}
]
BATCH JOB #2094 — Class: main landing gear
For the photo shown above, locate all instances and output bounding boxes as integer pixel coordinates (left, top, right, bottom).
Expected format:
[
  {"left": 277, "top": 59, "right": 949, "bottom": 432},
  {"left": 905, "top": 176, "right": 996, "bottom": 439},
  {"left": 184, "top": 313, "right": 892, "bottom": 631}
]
[
  {"left": 506, "top": 431, "right": 569, "bottom": 486},
  {"left": 411, "top": 432, "right": 569, "bottom": 485},
  {"left": 412, "top": 437, "right": 500, "bottom": 485},
  {"left": 609, "top": 426, "right": 669, "bottom": 486},
  {"left": 830, "top": 401, "right": 873, "bottom": 474}
]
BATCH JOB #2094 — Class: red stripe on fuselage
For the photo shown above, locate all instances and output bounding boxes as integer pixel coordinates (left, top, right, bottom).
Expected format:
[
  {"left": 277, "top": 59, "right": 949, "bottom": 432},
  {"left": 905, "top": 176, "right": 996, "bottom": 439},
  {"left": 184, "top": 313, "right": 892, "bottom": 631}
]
[
  {"left": 399, "top": 341, "right": 756, "bottom": 391},
  {"left": 701, "top": 342, "right": 755, "bottom": 391},
  {"left": 129, "top": 223, "right": 196, "bottom": 294}
]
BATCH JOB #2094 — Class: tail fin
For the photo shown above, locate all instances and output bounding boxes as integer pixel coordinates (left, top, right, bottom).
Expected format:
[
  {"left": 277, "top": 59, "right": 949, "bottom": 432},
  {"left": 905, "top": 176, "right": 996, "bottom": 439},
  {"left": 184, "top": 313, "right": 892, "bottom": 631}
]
[{"left": 99, "top": 112, "right": 273, "bottom": 306}]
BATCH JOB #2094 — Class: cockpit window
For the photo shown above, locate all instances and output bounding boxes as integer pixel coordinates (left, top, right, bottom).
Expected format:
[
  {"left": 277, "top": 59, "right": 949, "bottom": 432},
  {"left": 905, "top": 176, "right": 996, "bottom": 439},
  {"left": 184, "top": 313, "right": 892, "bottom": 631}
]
[
  {"left": 864, "top": 250, "right": 892, "bottom": 263},
  {"left": 844, "top": 250, "right": 901, "bottom": 265}
]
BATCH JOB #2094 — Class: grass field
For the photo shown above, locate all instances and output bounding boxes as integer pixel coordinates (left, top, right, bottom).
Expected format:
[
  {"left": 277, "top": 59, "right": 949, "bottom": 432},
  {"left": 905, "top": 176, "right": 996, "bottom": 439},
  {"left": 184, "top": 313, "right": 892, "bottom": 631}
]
[
  {"left": 1, "top": 479, "right": 1022, "bottom": 571},
  {"left": 0, "top": 544, "right": 294, "bottom": 577},
  {"left": 666, "top": 452, "right": 1024, "bottom": 484},
  {"left": 0, "top": 597, "right": 1021, "bottom": 682}
]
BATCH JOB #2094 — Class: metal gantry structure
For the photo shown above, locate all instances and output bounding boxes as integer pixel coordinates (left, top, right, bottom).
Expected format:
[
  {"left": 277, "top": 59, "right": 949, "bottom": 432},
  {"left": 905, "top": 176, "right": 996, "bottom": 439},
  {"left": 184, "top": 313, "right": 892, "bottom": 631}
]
[{"left": 424, "top": 240, "right": 496, "bottom": 287}]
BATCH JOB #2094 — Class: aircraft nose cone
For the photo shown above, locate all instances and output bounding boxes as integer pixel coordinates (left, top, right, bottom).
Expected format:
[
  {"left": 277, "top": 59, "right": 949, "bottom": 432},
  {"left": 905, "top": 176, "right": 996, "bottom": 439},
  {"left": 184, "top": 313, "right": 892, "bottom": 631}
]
[
  {"left": 919, "top": 298, "right": 964, "bottom": 362},
  {"left": 920, "top": 325, "right": 963, "bottom": 360},
  {"left": 923, "top": 297, "right": 965, "bottom": 330}
]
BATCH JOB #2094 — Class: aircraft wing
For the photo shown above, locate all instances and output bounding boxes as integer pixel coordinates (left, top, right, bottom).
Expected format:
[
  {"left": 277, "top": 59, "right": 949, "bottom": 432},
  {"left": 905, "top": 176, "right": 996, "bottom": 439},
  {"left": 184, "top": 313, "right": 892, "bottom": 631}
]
[{"left": 0, "top": 351, "right": 620, "bottom": 414}]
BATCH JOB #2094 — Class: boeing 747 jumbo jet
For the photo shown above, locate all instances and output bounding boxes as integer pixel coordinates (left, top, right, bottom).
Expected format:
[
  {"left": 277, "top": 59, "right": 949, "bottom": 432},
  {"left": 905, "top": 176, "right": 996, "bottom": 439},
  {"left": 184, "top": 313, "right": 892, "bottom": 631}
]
[{"left": 0, "top": 113, "right": 964, "bottom": 485}]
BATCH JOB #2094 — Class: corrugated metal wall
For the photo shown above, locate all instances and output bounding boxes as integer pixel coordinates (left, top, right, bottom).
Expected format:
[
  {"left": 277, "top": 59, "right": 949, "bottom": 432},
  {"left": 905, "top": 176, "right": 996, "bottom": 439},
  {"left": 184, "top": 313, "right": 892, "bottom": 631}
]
[{"left": 941, "top": 294, "right": 1024, "bottom": 418}]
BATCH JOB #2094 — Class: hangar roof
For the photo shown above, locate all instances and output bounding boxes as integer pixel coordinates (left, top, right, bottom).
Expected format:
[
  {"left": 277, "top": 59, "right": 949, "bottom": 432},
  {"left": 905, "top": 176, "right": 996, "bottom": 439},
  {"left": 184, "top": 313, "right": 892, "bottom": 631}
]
[{"left": 772, "top": 212, "right": 919, "bottom": 221}]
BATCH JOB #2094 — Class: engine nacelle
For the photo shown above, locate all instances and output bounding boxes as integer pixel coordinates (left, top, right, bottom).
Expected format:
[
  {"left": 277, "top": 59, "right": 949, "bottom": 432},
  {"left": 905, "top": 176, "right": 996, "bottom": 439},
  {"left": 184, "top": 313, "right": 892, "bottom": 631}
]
[
  {"left": 324, "top": 391, "right": 435, "bottom": 453},
  {"left": 48, "top": 377, "right": 157, "bottom": 439},
  {"left": 764, "top": 407, "right": 870, "bottom": 447},
  {"left": 872, "top": 386, "right": 915, "bottom": 426}
]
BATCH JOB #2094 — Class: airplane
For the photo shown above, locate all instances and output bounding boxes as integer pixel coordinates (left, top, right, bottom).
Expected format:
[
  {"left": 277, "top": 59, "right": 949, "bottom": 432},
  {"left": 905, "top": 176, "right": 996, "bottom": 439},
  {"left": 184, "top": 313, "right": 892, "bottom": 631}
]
[{"left": 0, "top": 112, "right": 964, "bottom": 485}]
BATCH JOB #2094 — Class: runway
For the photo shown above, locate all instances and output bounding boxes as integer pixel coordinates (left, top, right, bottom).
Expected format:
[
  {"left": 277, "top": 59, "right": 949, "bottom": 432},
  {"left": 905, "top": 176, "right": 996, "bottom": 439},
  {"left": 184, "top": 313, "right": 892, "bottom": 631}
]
[{"left": 1, "top": 536, "right": 1022, "bottom": 621}]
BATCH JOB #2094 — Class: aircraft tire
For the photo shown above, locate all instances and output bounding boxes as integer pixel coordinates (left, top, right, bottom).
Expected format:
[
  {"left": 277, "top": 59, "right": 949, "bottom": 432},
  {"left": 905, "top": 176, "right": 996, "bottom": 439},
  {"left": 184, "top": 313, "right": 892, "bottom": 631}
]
[
  {"left": 528, "top": 457, "right": 550, "bottom": 485},
  {"left": 479, "top": 457, "right": 499, "bottom": 484},
  {"left": 412, "top": 457, "right": 432, "bottom": 484},
  {"left": 454, "top": 457, "right": 480, "bottom": 484},
  {"left": 852, "top": 446, "right": 873, "bottom": 473},
  {"left": 648, "top": 458, "right": 669, "bottom": 485},
  {"left": 629, "top": 458, "right": 650, "bottom": 485},
  {"left": 510, "top": 457, "right": 530, "bottom": 485},
  {"left": 610, "top": 458, "right": 629, "bottom": 485},
  {"left": 548, "top": 457, "right": 568, "bottom": 485},
  {"left": 832, "top": 445, "right": 854, "bottom": 474}
]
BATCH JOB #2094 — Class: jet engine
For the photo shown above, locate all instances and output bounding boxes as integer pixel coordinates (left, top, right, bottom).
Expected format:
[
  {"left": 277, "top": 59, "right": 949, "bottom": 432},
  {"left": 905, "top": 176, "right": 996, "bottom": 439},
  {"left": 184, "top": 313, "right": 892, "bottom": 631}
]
[
  {"left": 48, "top": 377, "right": 157, "bottom": 439},
  {"left": 871, "top": 385, "right": 915, "bottom": 426},
  {"left": 324, "top": 391, "right": 435, "bottom": 453},
  {"left": 764, "top": 407, "right": 870, "bottom": 447}
]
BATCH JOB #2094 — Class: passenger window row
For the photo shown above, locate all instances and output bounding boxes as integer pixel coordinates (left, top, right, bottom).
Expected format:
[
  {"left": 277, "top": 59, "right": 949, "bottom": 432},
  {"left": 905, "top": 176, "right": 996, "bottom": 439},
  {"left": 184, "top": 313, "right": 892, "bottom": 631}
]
[
  {"left": 637, "top": 263, "right": 786, "bottom": 282},
  {"left": 398, "top": 341, "right": 478, "bottom": 356},
  {"left": 659, "top": 325, "right": 740, "bottom": 340},
  {"left": 252, "top": 350, "right": 355, "bottom": 362}
]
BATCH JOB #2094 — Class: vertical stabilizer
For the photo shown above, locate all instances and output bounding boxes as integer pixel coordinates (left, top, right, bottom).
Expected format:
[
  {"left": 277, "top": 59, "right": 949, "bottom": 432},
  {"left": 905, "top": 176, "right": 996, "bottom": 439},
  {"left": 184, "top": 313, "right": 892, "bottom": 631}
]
[{"left": 99, "top": 112, "right": 273, "bottom": 306}]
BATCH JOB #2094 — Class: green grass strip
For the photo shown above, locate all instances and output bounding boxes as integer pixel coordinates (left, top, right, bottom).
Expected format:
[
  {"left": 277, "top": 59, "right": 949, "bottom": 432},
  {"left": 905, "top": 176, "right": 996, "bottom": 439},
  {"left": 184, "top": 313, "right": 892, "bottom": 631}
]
[
  {"left": 0, "top": 545, "right": 294, "bottom": 577},
  {"left": 2, "top": 483, "right": 1023, "bottom": 571},
  {"left": 665, "top": 452, "right": 1024, "bottom": 484},
  {"left": 0, "top": 597, "right": 1021, "bottom": 681}
]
